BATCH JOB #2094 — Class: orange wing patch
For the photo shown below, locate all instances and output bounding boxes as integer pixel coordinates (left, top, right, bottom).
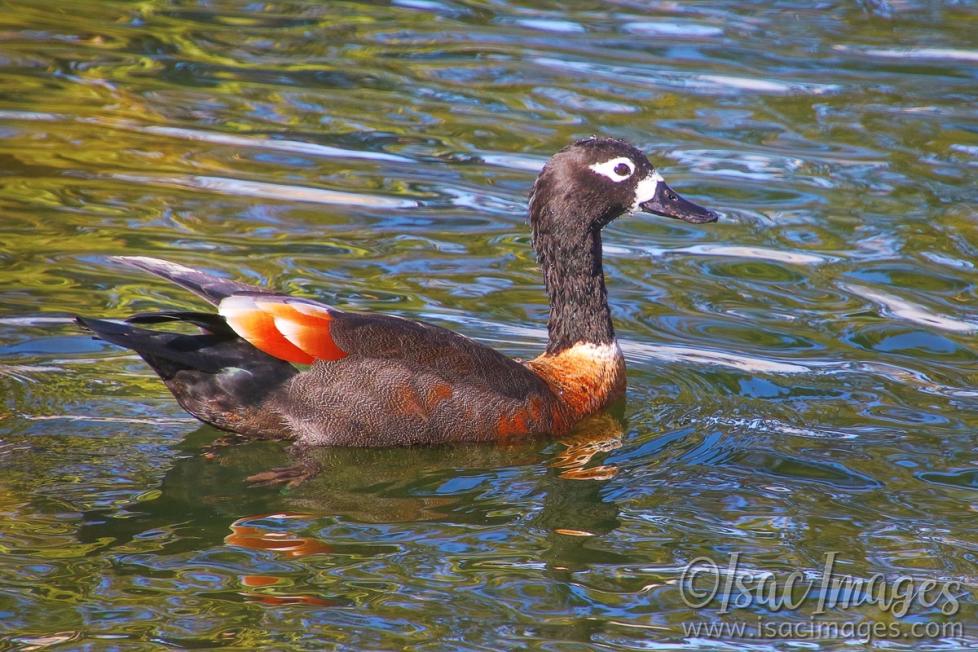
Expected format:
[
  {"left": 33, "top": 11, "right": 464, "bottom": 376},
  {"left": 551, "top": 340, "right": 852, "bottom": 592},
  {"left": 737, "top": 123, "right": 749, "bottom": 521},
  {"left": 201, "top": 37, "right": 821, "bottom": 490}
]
[{"left": 219, "top": 295, "right": 348, "bottom": 364}]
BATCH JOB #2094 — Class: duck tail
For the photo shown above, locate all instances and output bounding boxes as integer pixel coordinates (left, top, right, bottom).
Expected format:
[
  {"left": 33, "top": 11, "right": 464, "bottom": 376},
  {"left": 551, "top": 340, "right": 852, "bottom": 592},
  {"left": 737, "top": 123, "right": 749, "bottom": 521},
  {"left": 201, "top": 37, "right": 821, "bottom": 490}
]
[
  {"left": 109, "top": 256, "right": 271, "bottom": 305},
  {"left": 76, "top": 313, "right": 296, "bottom": 437}
]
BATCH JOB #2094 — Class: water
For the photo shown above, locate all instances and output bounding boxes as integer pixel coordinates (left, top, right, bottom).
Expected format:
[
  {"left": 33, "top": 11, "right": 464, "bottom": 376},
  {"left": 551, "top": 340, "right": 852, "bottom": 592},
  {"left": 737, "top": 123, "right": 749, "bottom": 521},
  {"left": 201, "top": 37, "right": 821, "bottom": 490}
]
[{"left": 1, "top": 1, "right": 977, "bottom": 648}]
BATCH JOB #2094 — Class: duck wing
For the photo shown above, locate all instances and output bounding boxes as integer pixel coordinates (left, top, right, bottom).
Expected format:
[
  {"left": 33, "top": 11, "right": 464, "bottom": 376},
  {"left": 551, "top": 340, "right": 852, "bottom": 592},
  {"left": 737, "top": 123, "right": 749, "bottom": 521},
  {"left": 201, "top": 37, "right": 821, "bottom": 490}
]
[{"left": 112, "top": 256, "right": 548, "bottom": 401}]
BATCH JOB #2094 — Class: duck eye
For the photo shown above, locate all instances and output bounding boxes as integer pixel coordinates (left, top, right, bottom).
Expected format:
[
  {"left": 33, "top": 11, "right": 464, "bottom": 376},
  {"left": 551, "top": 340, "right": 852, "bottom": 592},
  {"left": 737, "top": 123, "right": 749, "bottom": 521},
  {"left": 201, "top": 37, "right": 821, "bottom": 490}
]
[{"left": 588, "top": 157, "right": 635, "bottom": 182}]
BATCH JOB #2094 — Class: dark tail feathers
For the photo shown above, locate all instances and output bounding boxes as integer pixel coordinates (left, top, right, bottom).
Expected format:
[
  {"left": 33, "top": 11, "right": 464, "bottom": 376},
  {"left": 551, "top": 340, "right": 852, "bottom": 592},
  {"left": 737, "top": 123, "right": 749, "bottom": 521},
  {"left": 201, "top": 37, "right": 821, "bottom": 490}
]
[{"left": 77, "top": 314, "right": 296, "bottom": 437}]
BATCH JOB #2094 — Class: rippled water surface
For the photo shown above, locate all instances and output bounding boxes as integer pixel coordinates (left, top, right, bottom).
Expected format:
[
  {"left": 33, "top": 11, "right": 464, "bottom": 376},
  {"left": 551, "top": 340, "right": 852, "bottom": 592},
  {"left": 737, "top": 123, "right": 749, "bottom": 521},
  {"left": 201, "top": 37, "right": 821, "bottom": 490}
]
[{"left": 1, "top": 1, "right": 978, "bottom": 649}]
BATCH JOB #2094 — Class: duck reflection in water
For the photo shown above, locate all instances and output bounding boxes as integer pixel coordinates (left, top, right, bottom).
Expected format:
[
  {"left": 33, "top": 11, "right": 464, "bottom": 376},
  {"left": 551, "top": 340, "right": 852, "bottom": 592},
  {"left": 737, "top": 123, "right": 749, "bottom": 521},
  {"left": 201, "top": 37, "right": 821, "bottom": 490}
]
[{"left": 76, "top": 414, "right": 627, "bottom": 600}]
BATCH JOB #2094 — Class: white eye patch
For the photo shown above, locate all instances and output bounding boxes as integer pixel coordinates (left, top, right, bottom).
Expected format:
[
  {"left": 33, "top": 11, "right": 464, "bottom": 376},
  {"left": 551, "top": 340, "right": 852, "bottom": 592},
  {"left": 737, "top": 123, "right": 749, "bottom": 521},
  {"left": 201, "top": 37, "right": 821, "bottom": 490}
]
[
  {"left": 588, "top": 156, "right": 635, "bottom": 182},
  {"left": 630, "top": 171, "right": 664, "bottom": 212}
]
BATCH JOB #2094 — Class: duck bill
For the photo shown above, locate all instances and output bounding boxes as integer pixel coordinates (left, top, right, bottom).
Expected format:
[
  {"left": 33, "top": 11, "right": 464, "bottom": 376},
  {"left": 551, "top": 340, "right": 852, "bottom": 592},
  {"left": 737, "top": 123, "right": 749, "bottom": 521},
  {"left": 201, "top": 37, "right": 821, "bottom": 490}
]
[{"left": 638, "top": 177, "right": 718, "bottom": 224}]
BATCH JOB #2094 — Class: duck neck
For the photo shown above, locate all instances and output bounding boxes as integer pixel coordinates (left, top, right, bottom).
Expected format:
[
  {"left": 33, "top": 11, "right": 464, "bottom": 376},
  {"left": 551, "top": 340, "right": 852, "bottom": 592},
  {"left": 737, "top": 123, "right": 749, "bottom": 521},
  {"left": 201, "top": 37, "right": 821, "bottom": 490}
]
[{"left": 534, "top": 226, "right": 616, "bottom": 355}]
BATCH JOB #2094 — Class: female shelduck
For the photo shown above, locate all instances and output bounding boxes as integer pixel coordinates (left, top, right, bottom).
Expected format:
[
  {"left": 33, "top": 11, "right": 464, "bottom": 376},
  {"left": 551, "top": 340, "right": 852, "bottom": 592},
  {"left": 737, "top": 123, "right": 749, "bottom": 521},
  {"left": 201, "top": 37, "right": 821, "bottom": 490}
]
[{"left": 78, "top": 138, "right": 718, "bottom": 446}]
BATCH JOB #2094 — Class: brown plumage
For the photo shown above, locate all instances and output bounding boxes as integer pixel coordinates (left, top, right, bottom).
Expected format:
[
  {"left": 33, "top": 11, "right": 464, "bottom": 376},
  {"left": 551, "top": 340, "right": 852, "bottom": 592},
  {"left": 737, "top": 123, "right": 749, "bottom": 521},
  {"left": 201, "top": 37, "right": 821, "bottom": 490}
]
[{"left": 76, "top": 138, "right": 717, "bottom": 447}]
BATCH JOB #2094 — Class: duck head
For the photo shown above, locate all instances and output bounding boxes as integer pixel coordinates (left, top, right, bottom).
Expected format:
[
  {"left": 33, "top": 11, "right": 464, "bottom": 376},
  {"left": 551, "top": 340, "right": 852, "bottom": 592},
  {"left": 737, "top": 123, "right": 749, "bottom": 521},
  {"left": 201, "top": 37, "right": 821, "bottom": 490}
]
[
  {"left": 529, "top": 137, "right": 718, "bottom": 236},
  {"left": 529, "top": 137, "right": 718, "bottom": 355}
]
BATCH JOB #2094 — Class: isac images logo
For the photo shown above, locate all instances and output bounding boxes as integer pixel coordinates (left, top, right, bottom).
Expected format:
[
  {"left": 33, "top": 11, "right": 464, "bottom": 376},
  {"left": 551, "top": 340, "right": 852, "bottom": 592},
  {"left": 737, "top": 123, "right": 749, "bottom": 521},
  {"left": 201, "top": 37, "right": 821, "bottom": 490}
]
[{"left": 676, "top": 552, "right": 965, "bottom": 642}]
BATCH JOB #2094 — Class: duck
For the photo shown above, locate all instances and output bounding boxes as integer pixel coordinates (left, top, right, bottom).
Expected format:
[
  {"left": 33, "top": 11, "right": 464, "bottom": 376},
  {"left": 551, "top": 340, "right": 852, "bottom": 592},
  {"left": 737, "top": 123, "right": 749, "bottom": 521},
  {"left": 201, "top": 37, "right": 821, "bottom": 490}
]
[{"left": 76, "top": 137, "right": 718, "bottom": 447}]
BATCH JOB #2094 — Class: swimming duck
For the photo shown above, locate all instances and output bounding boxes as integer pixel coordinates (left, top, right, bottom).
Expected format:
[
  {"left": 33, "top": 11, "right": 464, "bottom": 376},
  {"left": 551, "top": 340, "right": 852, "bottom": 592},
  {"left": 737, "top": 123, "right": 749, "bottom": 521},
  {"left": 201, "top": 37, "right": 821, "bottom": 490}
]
[{"left": 77, "top": 138, "right": 717, "bottom": 446}]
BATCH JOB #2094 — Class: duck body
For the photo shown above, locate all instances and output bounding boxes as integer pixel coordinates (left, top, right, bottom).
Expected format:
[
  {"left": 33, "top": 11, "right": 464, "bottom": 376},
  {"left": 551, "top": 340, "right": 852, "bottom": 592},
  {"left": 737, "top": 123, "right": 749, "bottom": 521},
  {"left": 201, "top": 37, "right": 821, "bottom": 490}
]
[
  {"left": 77, "top": 138, "right": 716, "bottom": 447},
  {"left": 78, "top": 259, "right": 622, "bottom": 446}
]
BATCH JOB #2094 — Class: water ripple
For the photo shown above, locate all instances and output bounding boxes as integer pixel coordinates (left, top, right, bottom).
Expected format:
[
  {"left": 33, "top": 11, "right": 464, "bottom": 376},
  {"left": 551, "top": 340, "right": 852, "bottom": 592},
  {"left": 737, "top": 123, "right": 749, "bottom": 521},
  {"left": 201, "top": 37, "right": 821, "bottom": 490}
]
[
  {"left": 841, "top": 283, "right": 978, "bottom": 333},
  {"left": 110, "top": 173, "right": 420, "bottom": 209}
]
